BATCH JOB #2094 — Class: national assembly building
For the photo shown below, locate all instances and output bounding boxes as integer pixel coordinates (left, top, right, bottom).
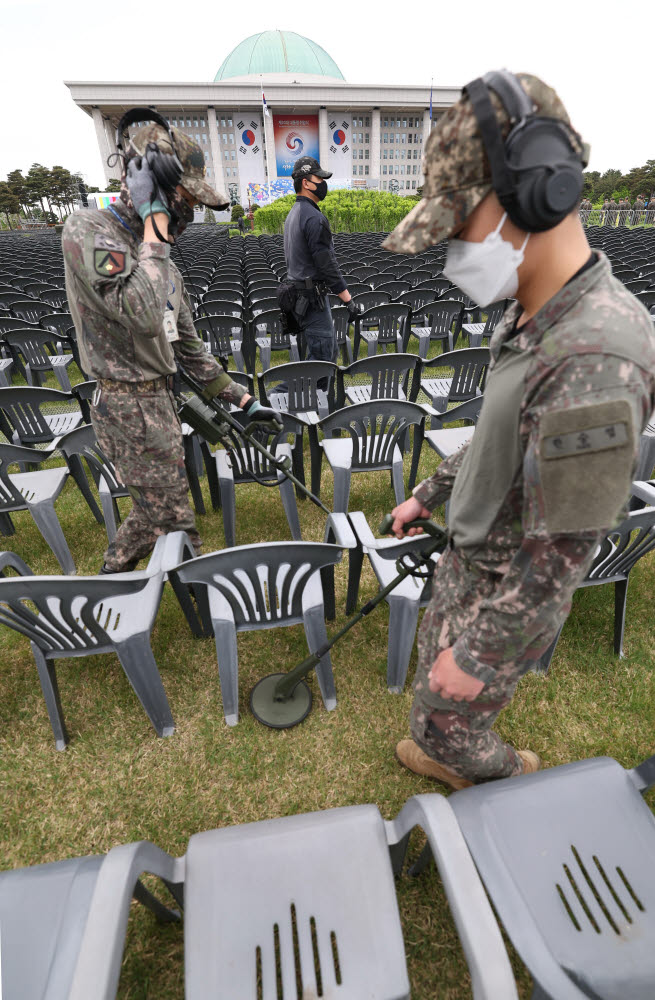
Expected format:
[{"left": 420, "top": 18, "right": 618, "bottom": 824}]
[{"left": 65, "top": 30, "right": 460, "bottom": 211}]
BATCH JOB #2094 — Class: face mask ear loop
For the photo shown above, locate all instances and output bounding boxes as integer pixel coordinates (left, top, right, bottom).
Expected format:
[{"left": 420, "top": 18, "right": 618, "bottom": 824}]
[{"left": 519, "top": 231, "right": 530, "bottom": 252}]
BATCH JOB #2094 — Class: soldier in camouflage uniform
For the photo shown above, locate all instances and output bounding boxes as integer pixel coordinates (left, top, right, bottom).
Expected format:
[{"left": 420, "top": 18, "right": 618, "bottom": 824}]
[
  {"left": 633, "top": 194, "right": 646, "bottom": 225},
  {"left": 63, "top": 120, "right": 279, "bottom": 572},
  {"left": 601, "top": 197, "right": 611, "bottom": 225},
  {"left": 382, "top": 73, "right": 655, "bottom": 790}
]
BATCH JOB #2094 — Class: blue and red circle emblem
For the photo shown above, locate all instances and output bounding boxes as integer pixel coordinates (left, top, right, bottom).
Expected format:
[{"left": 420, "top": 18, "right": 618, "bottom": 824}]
[
  {"left": 286, "top": 132, "right": 304, "bottom": 153},
  {"left": 333, "top": 129, "right": 346, "bottom": 145},
  {"left": 242, "top": 129, "right": 255, "bottom": 145}
]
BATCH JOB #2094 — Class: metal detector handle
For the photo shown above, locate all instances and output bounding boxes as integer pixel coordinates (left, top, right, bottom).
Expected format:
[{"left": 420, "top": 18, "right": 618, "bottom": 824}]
[{"left": 379, "top": 513, "right": 447, "bottom": 544}]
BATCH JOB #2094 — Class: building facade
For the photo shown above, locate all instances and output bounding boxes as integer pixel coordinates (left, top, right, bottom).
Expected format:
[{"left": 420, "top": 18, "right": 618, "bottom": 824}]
[{"left": 65, "top": 30, "right": 460, "bottom": 209}]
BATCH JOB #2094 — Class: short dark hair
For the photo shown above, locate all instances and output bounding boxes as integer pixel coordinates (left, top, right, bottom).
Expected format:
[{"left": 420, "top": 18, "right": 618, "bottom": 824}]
[{"left": 293, "top": 175, "right": 304, "bottom": 194}]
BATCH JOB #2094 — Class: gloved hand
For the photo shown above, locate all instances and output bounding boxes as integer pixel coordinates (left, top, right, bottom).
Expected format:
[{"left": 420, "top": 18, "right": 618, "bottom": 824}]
[
  {"left": 346, "top": 299, "right": 363, "bottom": 319},
  {"left": 126, "top": 157, "right": 170, "bottom": 222},
  {"left": 242, "top": 398, "right": 283, "bottom": 433}
]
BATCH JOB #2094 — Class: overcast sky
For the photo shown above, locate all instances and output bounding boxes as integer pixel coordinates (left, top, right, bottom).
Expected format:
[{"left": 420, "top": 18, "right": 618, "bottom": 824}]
[{"left": 1, "top": 0, "right": 651, "bottom": 186}]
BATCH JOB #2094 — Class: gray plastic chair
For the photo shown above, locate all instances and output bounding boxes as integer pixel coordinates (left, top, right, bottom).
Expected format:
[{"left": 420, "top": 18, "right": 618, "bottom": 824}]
[
  {"left": 170, "top": 540, "right": 343, "bottom": 725},
  {"left": 0, "top": 385, "right": 84, "bottom": 448},
  {"left": 461, "top": 298, "right": 511, "bottom": 348},
  {"left": 636, "top": 415, "right": 655, "bottom": 480},
  {"left": 408, "top": 396, "right": 482, "bottom": 491},
  {"left": 536, "top": 503, "right": 655, "bottom": 670},
  {"left": 404, "top": 299, "right": 463, "bottom": 357},
  {"left": 330, "top": 304, "right": 355, "bottom": 363},
  {"left": 352, "top": 303, "right": 411, "bottom": 358},
  {"left": 0, "top": 531, "right": 196, "bottom": 749},
  {"left": 254, "top": 308, "right": 300, "bottom": 370},
  {"left": 318, "top": 400, "right": 427, "bottom": 513},
  {"left": 3, "top": 329, "right": 75, "bottom": 391},
  {"left": 0, "top": 841, "right": 181, "bottom": 1000},
  {"left": 53, "top": 423, "right": 128, "bottom": 540},
  {"left": 193, "top": 315, "right": 246, "bottom": 373},
  {"left": 336, "top": 353, "right": 421, "bottom": 407},
  {"left": 419, "top": 348, "right": 490, "bottom": 413},
  {"left": 444, "top": 752, "right": 655, "bottom": 1000},
  {"left": 0, "top": 441, "right": 76, "bottom": 574}
]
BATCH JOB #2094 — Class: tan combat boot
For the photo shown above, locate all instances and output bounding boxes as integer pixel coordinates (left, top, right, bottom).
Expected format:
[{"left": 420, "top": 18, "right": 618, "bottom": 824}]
[
  {"left": 395, "top": 739, "right": 474, "bottom": 790},
  {"left": 517, "top": 749, "right": 541, "bottom": 774}
]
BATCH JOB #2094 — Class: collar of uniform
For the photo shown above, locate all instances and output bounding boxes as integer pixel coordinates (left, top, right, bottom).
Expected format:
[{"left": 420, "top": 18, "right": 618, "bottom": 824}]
[
  {"left": 108, "top": 198, "right": 144, "bottom": 245},
  {"left": 295, "top": 195, "right": 321, "bottom": 212},
  {"left": 489, "top": 250, "right": 608, "bottom": 361}
]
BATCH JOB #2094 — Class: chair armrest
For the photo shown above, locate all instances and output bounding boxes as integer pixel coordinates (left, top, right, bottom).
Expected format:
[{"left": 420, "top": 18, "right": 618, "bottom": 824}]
[
  {"left": 68, "top": 841, "right": 185, "bottom": 1000},
  {"left": 388, "top": 794, "right": 519, "bottom": 1000},
  {"left": 148, "top": 530, "right": 198, "bottom": 576},
  {"left": 632, "top": 480, "right": 655, "bottom": 505},
  {"left": 323, "top": 512, "right": 358, "bottom": 549},
  {"left": 0, "top": 550, "right": 34, "bottom": 576}
]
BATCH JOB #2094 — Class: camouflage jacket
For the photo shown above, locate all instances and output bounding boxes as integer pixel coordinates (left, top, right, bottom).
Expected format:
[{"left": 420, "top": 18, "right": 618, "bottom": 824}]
[
  {"left": 413, "top": 252, "right": 655, "bottom": 682},
  {"left": 62, "top": 200, "right": 246, "bottom": 405}
]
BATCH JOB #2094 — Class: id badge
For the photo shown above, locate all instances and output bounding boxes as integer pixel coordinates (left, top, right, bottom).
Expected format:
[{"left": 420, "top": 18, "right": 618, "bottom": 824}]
[{"left": 163, "top": 310, "right": 179, "bottom": 343}]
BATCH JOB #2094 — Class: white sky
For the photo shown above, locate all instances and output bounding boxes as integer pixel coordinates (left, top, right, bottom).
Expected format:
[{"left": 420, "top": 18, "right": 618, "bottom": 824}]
[{"left": 0, "top": 0, "right": 651, "bottom": 186}]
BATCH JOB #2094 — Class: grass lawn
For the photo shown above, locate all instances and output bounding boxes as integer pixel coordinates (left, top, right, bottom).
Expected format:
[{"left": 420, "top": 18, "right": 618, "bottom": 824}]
[{"left": 0, "top": 353, "right": 654, "bottom": 998}]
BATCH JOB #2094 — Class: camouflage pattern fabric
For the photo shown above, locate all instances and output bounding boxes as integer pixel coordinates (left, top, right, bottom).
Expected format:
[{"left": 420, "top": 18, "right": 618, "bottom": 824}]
[
  {"left": 383, "top": 72, "right": 587, "bottom": 255},
  {"left": 408, "top": 252, "right": 655, "bottom": 781},
  {"left": 62, "top": 198, "right": 248, "bottom": 570}
]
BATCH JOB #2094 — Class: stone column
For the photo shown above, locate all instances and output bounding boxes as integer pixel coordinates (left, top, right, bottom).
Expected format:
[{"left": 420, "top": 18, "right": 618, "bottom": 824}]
[
  {"left": 318, "top": 107, "right": 330, "bottom": 169},
  {"left": 420, "top": 109, "right": 432, "bottom": 185},
  {"left": 206, "top": 107, "right": 228, "bottom": 202},
  {"left": 263, "top": 107, "right": 277, "bottom": 197},
  {"left": 103, "top": 116, "right": 122, "bottom": 182},
  {"left": 370, "top": 108, "right": 380, "bottom": 188},
  {"left": 92, "top": 108, "right": 113, "bottom": 187}
]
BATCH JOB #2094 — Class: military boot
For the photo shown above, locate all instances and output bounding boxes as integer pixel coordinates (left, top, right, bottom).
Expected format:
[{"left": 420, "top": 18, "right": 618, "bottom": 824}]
[{"left": 395, "top": 739, "right": 474, "bottom": 790}]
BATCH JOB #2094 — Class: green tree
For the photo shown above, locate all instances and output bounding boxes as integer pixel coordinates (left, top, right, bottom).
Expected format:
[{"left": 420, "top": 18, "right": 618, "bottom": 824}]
[
  {"left": 106, "top": 179, "right": 121, "bottom": 193},
  {"left": 204, "top": 207, "right": 216, "bottom": 223},
  {"left": 0, "top": 182, "right": 20, "bottom": 228},
  {"left": 25, "top": 163, "right": 52, "bottom": 217},
  {"left": 231, "top": 203, "right": 245, "bottom": 221},
  {"left": 6, "top": 169, "right": 32, "bottom": 218}
]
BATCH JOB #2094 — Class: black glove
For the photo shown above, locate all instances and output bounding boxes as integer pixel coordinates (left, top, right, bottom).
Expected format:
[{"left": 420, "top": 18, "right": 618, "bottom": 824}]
[
  {"left": 243, "top": 398, "right": 283, "bottom": 433},
  {"left": 346, "top": 299, "right": 363, "bottom": 319}
]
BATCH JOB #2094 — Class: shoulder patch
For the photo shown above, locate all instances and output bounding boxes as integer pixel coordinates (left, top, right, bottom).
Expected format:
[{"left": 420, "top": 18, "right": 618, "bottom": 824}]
[{"left": 94, "top": 248, "right": 126, "bottom": 277}]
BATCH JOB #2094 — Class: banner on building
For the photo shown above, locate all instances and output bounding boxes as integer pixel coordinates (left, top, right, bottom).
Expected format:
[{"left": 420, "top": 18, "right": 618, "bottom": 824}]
[
  {"left": 236, "top": 114, "right": 266, "bottom": 185},
  {"left": 273, "top": 114, "right": 319, "bottom": 176},
  {"left": 327, "top": 114, "right": 352, "bottom": 178},
  {"left": 247, "top": 177, "right": 352, "bottom": 204}
]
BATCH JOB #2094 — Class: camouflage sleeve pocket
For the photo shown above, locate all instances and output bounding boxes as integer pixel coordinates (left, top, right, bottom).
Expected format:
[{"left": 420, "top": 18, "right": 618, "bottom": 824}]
[{"left": 531, "top": 399, "right": 636, "bottom": 534}]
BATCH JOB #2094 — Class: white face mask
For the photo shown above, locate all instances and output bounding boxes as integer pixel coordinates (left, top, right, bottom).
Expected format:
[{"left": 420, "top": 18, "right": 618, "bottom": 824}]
[{"left": 443, "top": 212, "right": 529, "bottom": 307}]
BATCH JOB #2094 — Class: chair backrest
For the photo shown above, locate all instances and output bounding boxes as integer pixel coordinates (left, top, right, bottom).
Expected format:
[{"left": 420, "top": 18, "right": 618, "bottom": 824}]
[
  {"left": 251, "top": 297, "right": 279, "bottom": 317},
  {"left": 4, "top": 330, "right": 57, "bottom": 371},
  {"left": 172, "top": 541, "right": 343, "bottom": 628},
  {"left": 422, "top": 348, "right": 490, "bottom": 401},
  {"left": 194, "top": 315, "right": 246, "bottom": 354},
  {"left": 352, "top": 290, "right": 392, "bottom": 312},
  {"left": 337, "top": 354, "right": 420, "bottom": 406},
  {"left": 482, "top": 299, "right": 511, "bottom": 333},
  {"left": 11, "top": 300, "right": 52, "bottom": 324},
  {"left": 0, "top": 386, "right": 79, "bottom": 445},
  {"left": 373, "top": 280, "right": 412, "bottom": 299},
  {"left": 358, "top": 304, "right": 411, "bottom": 343},
  {"left": 55, "top": 423, "right": 123, "bottom": 492},
  {"left": 40, "top": 313, "right": 74, "bottom": 337},
  {"left": 0, "top": 443, "right": 46, "bottom": 510},
  {"left": 259, "top": 361, "right": 337, "bottom": 414},
  {"left": 319, "top": 399, "right": 426, "bottom": 470},
  {"left": 216, "top": 410, "right": 301, "bottom": 483},
  {"left": 421, "top": 300, "right": 464, "bottom": 336},
  {"left": 253, "top": 309, "right": 286, "bottom": 341},
  {"left": 587, "top": 506, "right": 655, "bottom": 582},
  {"left": 0, "top": 574, "right": 151, "bottom": 653}
]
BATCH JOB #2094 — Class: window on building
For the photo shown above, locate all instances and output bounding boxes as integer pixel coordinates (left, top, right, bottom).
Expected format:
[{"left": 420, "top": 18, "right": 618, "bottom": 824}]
[
  {"left": 221, "top": 118, "right": 226, "bottom": 127},
  {"left": 365, "top": 116, "right": 370, "bottom": 126},
  {"left": 365, "top": 132, "right": 369, "bottom": 143},
  {"left": 412, "top": 181, "right": 416, "bottom": 189},
  {"left": 365, "top": 165, "right": 369, "bottom": 175},
  {"left": 225, "top": 167, "right": 230, "bottom": 177},
  {"left": 401, "top": 165, "right": 405, "bottom": 175},
  {"left": 193, "top": 118, "right": 198, "bottom": 127},
  {"left": 382, "top": 164, "right": 387, "bottom": 175},
  {"left": 402, "top": 118, "right": 407, "bottom": 128},
  {"left": 227, "top": 118, "right": 233, "bottom": 127},
  {"left": 196, "top": 134, "right": 200, "bottom": 143},
  {"left": 353, "top": 164, "right": 357, "bottom": 176},
  {"left": 202, "top": 134, "right": 207, "bottom": 143},
  {"left": 207, "top": 166, "right": 211, "bottom": 176},
  {"left": 231, "top": 150, "right": 235, "bottom": 160},
  {"left": 396, "top": 118, "right": 401, "bottom": 128},
  {"left": 172, "top": 119, "right": 177, "bottom": 127},
  {"left": 389, "top": 133, "right": 394, "bottom": 143},
  {"left": 408, "top": 133, "right": 413, "bottom": 144},
  {"left": 203, "top": 150, "right": 208, "bottom": 159},
  {"left": 186, "top": 118, "right": 191, "bottom": 127},
  {"left": 401, "top": 133, "right": 406, "bottom": 144},
  {"left": 229, "top": 133, "right": 234, "bottom": 143},
  {"left": 224, "top": 151, "right": 229, "bottom": 160},
  {"left": 200, "top": 118, "right": 206, "bottom": 127},
  {"left": 383, "top": 118, "right": 388, "bottom": 127},
  {"left": 359, "top": 165, "right": 364, "bottom": 175},
  {"left": 383, "top": 149, "right": 387, "bottom": 160},
  {"left": 383, "top": 132, "right": 388, "bottom": 143},
  {"left": 365, "top": 149, "right": 369, "bottom": 159},
  {"left": 222, "top": 133, "right": 227, "bottom": 143},
  {"left": 360, "top": 149, "right": 364, "bottom": 160},
  {"left": 395, "top": 165, "right": 399, "bottom": 175}
]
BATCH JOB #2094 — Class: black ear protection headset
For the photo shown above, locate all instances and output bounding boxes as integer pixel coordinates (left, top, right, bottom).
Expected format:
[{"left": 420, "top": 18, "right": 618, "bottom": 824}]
[
  {"left": 464, "top": 70, "right": 586, "bottom": 233},
  {"left": 115, "top": 107, "right": 184, "bottom": 194}
]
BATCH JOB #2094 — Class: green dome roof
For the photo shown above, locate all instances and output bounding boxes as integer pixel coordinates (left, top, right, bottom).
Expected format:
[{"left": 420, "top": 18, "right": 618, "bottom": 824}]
[{"left": 214, "top": 31, "right": 345, "bottom": 82}]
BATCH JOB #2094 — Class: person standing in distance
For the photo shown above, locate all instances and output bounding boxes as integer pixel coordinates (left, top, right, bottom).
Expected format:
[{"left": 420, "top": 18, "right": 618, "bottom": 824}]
[
  {"left": 384, "top": 71, "right": 655, "bottom": 790},
  {"left": 283, "top": 156, "right": 360, "bottom": 364},
  {"left": 63, "top": 115, "right": 279, "bottom": 573}
]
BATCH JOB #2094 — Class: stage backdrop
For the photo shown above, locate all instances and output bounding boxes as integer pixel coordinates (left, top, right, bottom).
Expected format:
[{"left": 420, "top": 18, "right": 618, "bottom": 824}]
[{"left": 273, "top": 114, "right": 319, "bottom": 176}]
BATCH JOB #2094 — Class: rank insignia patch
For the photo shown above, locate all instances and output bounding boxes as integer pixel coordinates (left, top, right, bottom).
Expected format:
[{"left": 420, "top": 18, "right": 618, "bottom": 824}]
[{"left": 94, "top": 249, "right": 126, "bottom": 276}]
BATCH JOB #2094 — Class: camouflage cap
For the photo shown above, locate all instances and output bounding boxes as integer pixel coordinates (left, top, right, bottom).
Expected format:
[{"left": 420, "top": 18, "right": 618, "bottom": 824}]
[
  {"left": 130, "top": 123, "right": 229, "bottom": 209},
  {"left": 383, "top": 73, "right": 587, "bottom": 254}
]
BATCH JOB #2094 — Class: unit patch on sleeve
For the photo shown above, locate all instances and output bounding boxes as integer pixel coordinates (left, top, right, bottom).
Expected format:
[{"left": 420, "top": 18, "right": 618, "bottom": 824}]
[{"left": 94, "top": 249, "right": 126, "bottom": 277}]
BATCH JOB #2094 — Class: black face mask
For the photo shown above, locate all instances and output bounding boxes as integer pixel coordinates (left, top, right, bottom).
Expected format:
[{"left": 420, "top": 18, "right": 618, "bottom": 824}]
[{"left": 307, "top": 179, "right": 328, "bottom": 201}]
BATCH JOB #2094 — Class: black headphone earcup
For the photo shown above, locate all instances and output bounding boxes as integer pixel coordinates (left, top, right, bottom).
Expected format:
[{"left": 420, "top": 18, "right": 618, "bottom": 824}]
[
  {"left": 145, "top": 142, "right": 183, "bottom": 194},
  {"left": 505, "top": 119, "right": 583, "bottom": 231}
]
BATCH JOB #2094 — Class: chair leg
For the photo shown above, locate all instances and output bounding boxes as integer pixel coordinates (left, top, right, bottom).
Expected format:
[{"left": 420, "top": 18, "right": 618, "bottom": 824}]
[
  {"left": 614, "top": 578, "right": 629, "bottom": 656},
  {"left": 99, "top": 487, "right": 119, "bottom": 543},
  {"left": 391, "top": 457, "right": 405, "bottom": 506},
  {"left": 212, "top": 619, "right": 240, "bottom": 725},
  {"left": 219, "top": 475, "right": 236, "bottom": 547},
  {"left": 303, "top": 605, "right": 336, "bottom": 712},
  {"left": 233, "top": 346, "right": 246, "bottom": 374},
  {"left": 114, "top": 635, "right": 175, "bottom": 738},
  {"left": 31, "top": 643, "right": 68, "bottom": 750},
  {"left": 366, "top": 338, "right": 376, "bottom": 358},
  {"left": 331, "top": 467, "right": 351, "bottom": 513},
  {"left": 289, "top": 340, "right": 300, "bottom": 363},
  {"left": 53, "top": 366, "right": 72, "bottom": 393},
  {"left": 346, "top": 540, "right": 364, "bottom": 615},
  {"left": 386, "top": 597, "right": 420, "bottom": 692},
  {"left": 530, "top": 983, "right": 556, "bottom": 1000},
  {"left": 279, "top": 476, "right": 302, "bottom": 540},
  {"left": 200, "top": 441, "right": 221, "bottom": 512},
  {"left": 29, "top": 500, "right": 76, "bottom": 575},
  {"left": 418, "top": 336, "right": 429, "bottom": 360},
  {"left": 308, "top": 425, "right": 322, "bottom": 499},
  {"left": 0, "top": 512, "right": 15, "bottom": 536},
  {"left": 67, "top": 454, "right": 104, "bottom": 524},
  {"left": 533, "top": 624, "right": 564, "bottom": 674},
  {"left": 259, "top": 343, "right": 271, "bottom": 371},
  {"left": 183, "top": 435, "right": 206, "bottom": 516}
]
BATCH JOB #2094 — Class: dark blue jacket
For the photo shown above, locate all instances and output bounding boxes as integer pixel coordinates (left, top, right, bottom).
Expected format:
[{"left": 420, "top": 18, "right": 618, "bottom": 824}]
[{"left": 283, "top": 196, "right": 347, "bottom": 294}]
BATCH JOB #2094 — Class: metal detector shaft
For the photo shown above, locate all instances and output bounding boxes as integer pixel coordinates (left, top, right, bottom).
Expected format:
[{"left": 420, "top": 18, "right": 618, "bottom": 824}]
[
  {"left": 273, "top": 515, "right": 448, "bottom": 702},
  {"left": 177, "top": 365, "right": 330, "bottom": 514}
]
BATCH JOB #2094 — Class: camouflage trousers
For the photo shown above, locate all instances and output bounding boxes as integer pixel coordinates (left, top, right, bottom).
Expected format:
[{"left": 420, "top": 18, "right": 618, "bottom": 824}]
[
  {"left": 410, "top": 545, "right": 550, "bottom": 783},
  {"left": 92, "top": 385, "right": 201, "bottom": 572}
]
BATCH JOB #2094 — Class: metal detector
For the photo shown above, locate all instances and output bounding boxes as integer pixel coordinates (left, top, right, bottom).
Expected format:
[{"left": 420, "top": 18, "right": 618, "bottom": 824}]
[
  {"left": 250, "top": 513, "right": 448, "bottom": 729},
  {"left": 176, "top": 366, "right": 330, "bottom": 514}
]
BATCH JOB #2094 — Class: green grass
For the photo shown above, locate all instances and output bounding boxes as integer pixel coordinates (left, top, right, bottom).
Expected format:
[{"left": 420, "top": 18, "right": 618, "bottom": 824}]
[{"left": 0, "top": 350, "right": 654, "bottom": 998}]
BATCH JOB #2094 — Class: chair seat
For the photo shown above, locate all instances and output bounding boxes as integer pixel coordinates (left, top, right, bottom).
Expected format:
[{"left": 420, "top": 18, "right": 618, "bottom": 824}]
[
  {"left": 450, "top": 757, "right": 655, "bottom": 1000},
  {"left": 7, "top": 466, "right": 69, "bottom": 508},
  {"left": 183, "top": 805, "right": 410, "bottom": 999},
  {"left": 268, "top": 389, "right": 330, "bottom": 420},
  {"left": 255, "top": 335, "right": 297, "bottom": 349},
  {"left": 461, "top": 323, "right": 484, "bottom": 335},
  {"left": 423, "top": 426, "right": 475, "bottom": 459},
  {"left": 409, "top": 326, "right": 432, "bottom": 338},
  {"left": 45, "top": 412, "right": 84, "bottom": 439},
  {"left": 420, "top": 376, "right": 452, "bottom": 398},
  {"left": 203, "top": 339, "right": 242, "bottom": 354},
  {"left": 345, "top": 385, "right": 407, "bottom": 405},
  {"left": 321, "top": 436, "right": 403, "bottom": 471}
]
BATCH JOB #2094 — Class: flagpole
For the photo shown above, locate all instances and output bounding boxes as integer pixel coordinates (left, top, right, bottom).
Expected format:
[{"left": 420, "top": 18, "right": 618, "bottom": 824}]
[
  {"left": 261, "top": 74, "right": 272, "bottom": 205},
  {"left": 429, "top": 76, "right": 433, "bottom": 121}
]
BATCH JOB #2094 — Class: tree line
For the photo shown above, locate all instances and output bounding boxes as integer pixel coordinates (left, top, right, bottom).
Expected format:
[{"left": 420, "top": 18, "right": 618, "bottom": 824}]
[
  {"left": 0, "top": 165, "right": 103, "bottom": 228},
  {"left": 583, "top": 160, "right": 655, "bottom": 206}
]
